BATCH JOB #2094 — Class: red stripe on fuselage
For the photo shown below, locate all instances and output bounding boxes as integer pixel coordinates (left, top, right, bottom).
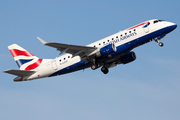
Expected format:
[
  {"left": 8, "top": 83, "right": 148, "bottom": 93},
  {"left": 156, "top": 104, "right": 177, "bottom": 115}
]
[
  {"left": 127, "top": 22, "right": 149, "bottom": 30},
  {"left": 10, "top": 49, "right": 34, "bottom": 57},
  {"left": 25, "top": 59, "right": 43, "bottom": 70}
]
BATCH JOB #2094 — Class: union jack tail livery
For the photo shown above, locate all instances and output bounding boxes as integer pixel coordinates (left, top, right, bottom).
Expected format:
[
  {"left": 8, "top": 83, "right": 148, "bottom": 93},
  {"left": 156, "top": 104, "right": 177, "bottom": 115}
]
[
  {"left": 8, "top": 44, "right": 43, "bottom": 71},
  {"left": 4, "top": 44, "right": 51, "bottom": 81}
]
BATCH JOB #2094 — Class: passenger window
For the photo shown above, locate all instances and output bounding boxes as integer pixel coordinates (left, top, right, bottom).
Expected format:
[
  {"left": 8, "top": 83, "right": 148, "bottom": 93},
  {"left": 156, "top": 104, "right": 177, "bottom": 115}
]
[
  {"left": 125, "top": 33, "right": 127, "bottom": 35},
  {"left": 116, "top": 36, "right": 118, "bottom": 38},
  {"left": 59, "top": 60, "right": 61, "bottom": 62},
  {"left": 121, "top": 34, "right": 123, "bottom": 37},
  {"left": 99, "top": 43, "right": 101, "bottom": 45},
  {"left": 129, "top": 31, "right": 131, "bottom": 33},
  {"left": 134, "top": 29, "right": 136, "bottom": 31},
  {"left": 64, "top": 58, "right": 66, "bottom": 60},
  {"left": 107, "top": 40, "right": 110, "bottom": 42},
  {"left": 103, "top": 42, "right": 105, "bottom": 44},
  {"left": 112, "top": 38, "right": 114, "bottom": 40}
]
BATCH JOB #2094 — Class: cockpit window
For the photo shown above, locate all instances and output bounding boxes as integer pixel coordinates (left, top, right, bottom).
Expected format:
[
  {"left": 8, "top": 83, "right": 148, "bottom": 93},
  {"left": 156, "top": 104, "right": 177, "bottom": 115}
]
[
  {"left": 158, "top": 20, "right": 165, "bottom": 22},
  {"left": 154, "top": 20, "right": 165, "bottom": 24},
  {"left": 154, "top": 20, "right": 159, "bottom": 24}
]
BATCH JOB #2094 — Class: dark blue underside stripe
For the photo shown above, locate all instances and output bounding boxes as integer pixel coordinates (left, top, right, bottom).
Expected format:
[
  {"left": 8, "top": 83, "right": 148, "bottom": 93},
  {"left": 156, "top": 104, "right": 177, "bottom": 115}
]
[{"left": 49, "top": 25, "right": 176, "bottom": 77}]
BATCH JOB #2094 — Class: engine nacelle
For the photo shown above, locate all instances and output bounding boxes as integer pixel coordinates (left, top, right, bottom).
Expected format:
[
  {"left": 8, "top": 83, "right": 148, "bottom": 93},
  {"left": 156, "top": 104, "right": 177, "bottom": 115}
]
[
  {"left": 96, "top": 43, "right": 116, "bottom": 57},
  {"left": 120, "top": 51, "right": 136, "bottom": 64}
]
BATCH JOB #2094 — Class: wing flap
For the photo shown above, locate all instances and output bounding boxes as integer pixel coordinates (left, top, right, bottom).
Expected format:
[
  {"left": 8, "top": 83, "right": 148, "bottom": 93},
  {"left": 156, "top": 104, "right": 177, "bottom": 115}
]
[{"left": 4, "top": 69, "right": 35, "bottom": 77}]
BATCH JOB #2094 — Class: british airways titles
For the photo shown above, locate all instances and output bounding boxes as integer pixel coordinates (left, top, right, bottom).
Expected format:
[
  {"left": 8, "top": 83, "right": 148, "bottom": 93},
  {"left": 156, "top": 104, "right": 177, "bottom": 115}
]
[{"left": 104, "top": 31, "right": 137, "bottom": 46}]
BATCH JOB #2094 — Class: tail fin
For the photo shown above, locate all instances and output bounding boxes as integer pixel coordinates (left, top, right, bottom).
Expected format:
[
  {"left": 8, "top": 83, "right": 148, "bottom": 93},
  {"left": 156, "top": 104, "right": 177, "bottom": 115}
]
[{"left": 8, "top": 44, "right": 43, "bottom": 71}]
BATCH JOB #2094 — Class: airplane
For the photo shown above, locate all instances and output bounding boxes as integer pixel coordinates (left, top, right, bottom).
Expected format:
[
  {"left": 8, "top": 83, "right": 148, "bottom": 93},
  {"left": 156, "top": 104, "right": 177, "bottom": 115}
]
[{"left": 4, "top": 19, "right": 177, "bottom": 82}]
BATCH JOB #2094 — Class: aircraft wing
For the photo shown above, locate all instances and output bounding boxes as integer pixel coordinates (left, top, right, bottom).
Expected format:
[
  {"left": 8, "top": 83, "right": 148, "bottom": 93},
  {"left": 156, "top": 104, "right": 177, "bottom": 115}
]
[
  {"left": 4, "top": 69, "right": 35, "bottom": 77},
  {"left": 37, "top": 37, "right": 97, "bottom": 58}
]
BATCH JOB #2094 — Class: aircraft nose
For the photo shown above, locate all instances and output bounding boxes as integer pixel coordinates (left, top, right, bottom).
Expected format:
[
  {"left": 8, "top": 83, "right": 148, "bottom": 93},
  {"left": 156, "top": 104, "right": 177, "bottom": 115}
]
[
  {"left": 171, "top": 23, "right": 177, "bottom": 30},
  {"left": 167, "top": 22, "right": 177, "bottom": 33}
]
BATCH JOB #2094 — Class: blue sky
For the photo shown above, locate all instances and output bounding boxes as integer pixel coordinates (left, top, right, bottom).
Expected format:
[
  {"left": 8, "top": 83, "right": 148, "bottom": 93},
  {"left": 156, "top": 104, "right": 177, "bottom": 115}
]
[{"left": 1, "top": 0, "right": 180, "bottom": 120}]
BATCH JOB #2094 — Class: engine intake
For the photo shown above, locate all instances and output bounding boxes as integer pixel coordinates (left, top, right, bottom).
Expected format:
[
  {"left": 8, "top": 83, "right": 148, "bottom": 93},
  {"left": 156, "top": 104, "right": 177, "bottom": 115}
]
[
  {"left": 96, "top": 43, "right": 116, "bottom": 57},
  {"left": 120, "top": 51, "right": 136, "bottom": 64}
]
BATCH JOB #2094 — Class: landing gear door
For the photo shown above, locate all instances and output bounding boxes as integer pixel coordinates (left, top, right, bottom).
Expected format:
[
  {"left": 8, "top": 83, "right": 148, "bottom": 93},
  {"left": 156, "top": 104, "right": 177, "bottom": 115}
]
[
  {"left": 143, "top": 22, "right": 150, "bottom": 33},
  {"left": 51, "top": 60, "right": 58, "bottom": 70}
]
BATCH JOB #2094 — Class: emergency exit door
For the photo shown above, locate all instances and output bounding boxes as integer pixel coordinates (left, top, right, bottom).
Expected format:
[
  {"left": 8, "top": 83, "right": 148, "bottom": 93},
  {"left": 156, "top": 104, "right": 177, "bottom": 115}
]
[{"left": 51, "top": 60, "right": 58, "bottom": 70}]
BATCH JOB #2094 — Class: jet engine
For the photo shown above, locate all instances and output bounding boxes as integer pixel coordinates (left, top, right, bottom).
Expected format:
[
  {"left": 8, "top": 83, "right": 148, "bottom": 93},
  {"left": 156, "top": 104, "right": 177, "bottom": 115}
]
[
  {"left": 96, "top": 43, "right": 116, "bottom": 57},
  {"left": 120, "top": 51, "right": 136, "bottom": 64}
]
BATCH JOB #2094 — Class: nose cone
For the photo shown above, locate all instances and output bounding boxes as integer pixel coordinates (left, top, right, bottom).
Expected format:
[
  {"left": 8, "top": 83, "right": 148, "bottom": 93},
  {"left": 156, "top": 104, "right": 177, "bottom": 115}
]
[
  {"left": 170, "top": 23, "right": 177, "bottom": 30},
  {"left": 171, "top": 23, "right": 177, "bottom": 30},
  {"left": 167, "top": 22, "right": 177, "bottom": 33}
]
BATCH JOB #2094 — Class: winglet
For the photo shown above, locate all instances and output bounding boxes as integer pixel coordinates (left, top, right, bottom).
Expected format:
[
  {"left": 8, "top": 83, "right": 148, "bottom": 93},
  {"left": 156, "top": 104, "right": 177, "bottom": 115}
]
[{"left": 37, "top": 37, "right": 47, "bottom": 45}]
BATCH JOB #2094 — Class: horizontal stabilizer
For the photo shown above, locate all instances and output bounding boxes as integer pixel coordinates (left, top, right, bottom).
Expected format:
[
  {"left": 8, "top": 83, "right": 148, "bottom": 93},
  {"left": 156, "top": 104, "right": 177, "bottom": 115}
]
[{"left": 4, "top": 69, "right": 35, "bottom": 77}]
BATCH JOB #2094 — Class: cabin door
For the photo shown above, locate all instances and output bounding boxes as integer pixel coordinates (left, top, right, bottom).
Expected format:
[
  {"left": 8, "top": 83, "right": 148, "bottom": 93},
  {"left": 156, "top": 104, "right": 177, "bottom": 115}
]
[
  {"left": 51, "top": 60, "right": 58, "bottom": 70},
  {"left": 143, "top": 22, "right": 150, "bottom": 33}
]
